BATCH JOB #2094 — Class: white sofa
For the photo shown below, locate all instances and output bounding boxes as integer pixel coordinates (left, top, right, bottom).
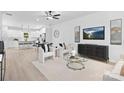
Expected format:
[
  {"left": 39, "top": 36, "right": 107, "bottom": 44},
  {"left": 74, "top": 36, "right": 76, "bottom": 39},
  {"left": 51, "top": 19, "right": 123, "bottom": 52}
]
[
  {"left": 38, "top": 45, "right": 55, "bottom": 64},
  {"left": 103, "top": 56, "right": 124, "bottom": 81}
]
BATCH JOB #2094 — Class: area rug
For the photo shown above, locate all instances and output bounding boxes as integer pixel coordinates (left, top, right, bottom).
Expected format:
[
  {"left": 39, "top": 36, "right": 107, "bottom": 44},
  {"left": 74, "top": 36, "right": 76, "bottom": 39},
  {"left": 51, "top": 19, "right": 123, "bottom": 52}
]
[{"left": 32, "top": 58, "right": 114, "bottom": 81}]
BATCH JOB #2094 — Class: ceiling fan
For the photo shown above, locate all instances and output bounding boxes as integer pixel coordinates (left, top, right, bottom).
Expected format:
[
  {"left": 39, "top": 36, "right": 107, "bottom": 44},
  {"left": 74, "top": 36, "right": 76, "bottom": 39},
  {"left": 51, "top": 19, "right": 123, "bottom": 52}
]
[{"left": 43, "top": 11, "right": 61, "bottom": 20}]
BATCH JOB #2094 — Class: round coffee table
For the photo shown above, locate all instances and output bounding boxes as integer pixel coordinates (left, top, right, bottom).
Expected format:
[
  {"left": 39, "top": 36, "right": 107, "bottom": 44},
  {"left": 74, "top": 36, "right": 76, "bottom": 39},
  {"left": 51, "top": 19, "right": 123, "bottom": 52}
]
[{"left": 65, "top": 55, "right": 87, "bottom": 70}]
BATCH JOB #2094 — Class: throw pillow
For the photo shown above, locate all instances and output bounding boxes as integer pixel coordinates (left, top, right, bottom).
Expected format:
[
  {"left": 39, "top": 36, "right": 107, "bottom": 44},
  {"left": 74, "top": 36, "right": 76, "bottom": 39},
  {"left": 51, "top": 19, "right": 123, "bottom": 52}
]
[
  {"left": 59, "top": 43, "right": 63, "bottom": 47},
  {"left": 44, "top": 44, "right": 48, "bottom": 52},
  {"left": 120, "top": 64, "right": 124, "bottom": 76},
  {"left": 47, "top": 44, "right": 50, "bottom": 52},
  {"left": 41, "top": 44, "right": 45, "bottom": 52},
  {"left": 63, "top": 43, "right": 66, "bottom": 50}
]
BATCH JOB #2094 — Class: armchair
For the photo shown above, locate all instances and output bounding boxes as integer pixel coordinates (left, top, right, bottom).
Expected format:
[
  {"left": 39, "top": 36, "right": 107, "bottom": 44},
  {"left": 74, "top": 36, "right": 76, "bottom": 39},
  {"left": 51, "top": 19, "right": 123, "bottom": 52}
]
[
  {"left": 103, "top": 54, "right": 124, "bottom": 81},
  {"left": 59, "top": 43, "right": 72, "bottom": 58},
  {"left": 38, "top": 43, "right": 55, "bottom": 64}
]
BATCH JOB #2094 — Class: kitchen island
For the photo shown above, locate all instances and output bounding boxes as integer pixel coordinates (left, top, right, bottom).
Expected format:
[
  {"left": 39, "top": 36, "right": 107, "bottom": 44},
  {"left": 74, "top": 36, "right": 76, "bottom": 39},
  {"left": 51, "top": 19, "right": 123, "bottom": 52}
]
[{"left": 18, "top": 41, "right": 34, "bottom": 49}]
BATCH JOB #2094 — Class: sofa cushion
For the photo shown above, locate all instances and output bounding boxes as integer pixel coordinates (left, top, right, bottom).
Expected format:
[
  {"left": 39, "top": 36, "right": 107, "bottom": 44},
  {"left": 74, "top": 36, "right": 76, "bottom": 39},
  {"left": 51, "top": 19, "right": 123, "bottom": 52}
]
[
  {"left": 120, "top": 65, "right": 124, "bottom": 76},
  {"left": 112, "top": 60, "right": 124, "bottom": 74},
  {"left": 41, "top": 43, "right": 50, "bottom": 52},
  {"left": 63, "top": 49, "right": 69, "bottom": 54},
  {"left": 44, "top": 52, "right": 54, "bottom": 57}
]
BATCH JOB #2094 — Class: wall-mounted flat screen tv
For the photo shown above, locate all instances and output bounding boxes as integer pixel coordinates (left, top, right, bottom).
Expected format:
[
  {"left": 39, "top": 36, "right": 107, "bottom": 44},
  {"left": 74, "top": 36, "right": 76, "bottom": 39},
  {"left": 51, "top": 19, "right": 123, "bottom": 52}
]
[{"left": 83, "top": 26, "right": 105, "bottom": 40}]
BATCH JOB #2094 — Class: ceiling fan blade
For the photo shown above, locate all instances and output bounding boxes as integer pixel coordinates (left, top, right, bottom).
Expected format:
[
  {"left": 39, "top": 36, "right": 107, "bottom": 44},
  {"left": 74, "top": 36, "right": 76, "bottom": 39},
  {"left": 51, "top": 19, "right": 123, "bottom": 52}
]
[
  {"left": 54, "top": 14, "right": 61, "bottom": 16},
  {"left": 53, "top": 16, "right": 59, "bottom": 19},
  {"left": 42, "top": 11, "right": 61, "bottom": 20},
  {"left": 5, "top": 13, "right": 13, "bottom": 16}
]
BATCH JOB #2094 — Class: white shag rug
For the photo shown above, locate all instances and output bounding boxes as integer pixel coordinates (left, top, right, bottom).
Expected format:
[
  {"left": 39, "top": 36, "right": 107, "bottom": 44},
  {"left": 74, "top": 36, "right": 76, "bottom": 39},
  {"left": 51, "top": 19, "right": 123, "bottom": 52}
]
[{"left": 32, "top": 58, "right": 113, "bottom": 81}]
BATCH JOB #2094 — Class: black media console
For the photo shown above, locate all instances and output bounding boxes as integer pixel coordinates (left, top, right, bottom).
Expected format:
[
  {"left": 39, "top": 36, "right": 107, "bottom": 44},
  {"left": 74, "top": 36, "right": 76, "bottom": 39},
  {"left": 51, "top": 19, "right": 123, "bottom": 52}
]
[{"left": 78, "top": 44, "right": 109, "bottom": 62}]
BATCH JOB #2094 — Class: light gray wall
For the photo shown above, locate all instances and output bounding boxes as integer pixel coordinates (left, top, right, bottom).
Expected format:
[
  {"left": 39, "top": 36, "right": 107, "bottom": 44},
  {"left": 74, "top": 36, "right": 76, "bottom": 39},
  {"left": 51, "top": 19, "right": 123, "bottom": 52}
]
[
  {"left": 46, "top": 27, "right": 52, "bottom": 43},
  {"left": 52, "top": 12, "right": 124, "bottom": 63}
]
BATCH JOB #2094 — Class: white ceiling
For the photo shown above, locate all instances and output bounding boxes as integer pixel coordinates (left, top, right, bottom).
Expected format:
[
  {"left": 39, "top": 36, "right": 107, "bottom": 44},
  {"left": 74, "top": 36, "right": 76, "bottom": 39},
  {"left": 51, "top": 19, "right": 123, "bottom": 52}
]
[{"left": 2, "top": 11, "right": 97, "bottom": 26}]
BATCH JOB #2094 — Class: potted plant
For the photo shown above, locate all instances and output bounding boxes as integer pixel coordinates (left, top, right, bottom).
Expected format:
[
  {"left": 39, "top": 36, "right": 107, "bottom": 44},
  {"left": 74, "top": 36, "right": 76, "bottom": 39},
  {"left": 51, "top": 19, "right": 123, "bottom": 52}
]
[{"left": 24, "top": 32, "right": 29, "bottom": 41}]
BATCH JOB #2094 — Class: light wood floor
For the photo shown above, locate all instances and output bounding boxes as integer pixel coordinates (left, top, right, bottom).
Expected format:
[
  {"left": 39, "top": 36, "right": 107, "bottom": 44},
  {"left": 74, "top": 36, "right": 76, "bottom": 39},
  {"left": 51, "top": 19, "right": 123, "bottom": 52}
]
[{"left": 5, "top": 48, "right": 47, "bottom": 81}]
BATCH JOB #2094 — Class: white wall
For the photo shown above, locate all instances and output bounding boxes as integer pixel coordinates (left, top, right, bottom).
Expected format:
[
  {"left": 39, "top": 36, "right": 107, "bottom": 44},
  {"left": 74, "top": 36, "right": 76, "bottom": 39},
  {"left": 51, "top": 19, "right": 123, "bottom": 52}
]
[
  {"left": 46, "top": 27, "right": 52, "bottom": 43},
  {"left": 52, "top": 12, "right": 124, "bottom": 63}
]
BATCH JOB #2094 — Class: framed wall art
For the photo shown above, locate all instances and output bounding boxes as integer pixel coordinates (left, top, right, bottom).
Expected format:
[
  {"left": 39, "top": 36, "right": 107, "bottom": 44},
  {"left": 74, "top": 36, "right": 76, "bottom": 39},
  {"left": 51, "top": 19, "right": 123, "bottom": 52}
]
[
  {"left": 74, "top": 26, "right": 80, "bottom": 43},
  {"left": 54, "top": 30, "right": 60, "bottom": 38},
  {"left": 110, "top": 19, "right": 122, "bottom": 45}
]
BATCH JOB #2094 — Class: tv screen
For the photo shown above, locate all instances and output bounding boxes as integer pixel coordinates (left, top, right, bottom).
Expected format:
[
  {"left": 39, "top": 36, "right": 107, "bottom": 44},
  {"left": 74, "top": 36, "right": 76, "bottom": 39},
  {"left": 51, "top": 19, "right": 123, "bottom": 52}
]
[{"left": 83, "top": 26, "right": 105, "bottom": 40}]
